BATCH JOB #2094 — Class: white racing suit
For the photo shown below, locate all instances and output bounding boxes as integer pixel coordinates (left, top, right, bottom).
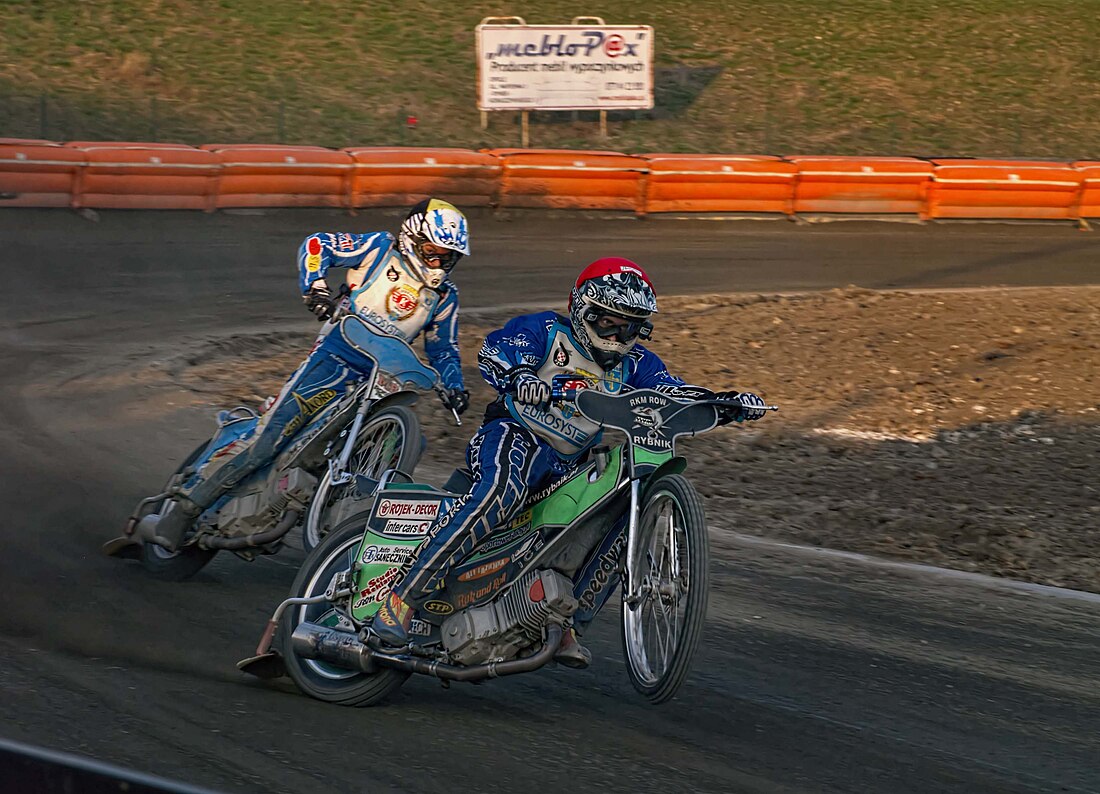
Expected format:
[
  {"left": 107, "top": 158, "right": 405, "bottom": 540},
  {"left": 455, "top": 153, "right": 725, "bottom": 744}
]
[
  {"left": 176, "top": 232, "right": 464, "bottom": 515},
  {"left": 388, "top": 310, "right": 710, "bottom": 617}
]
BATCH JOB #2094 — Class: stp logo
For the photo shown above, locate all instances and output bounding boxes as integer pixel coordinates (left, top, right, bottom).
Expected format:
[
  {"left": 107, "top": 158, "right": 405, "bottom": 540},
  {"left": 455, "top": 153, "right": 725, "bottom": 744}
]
[
  {"left": 387, "top": 285, "right": 419, "bottom": 319},
  {"left": 604, "top": 35, "right": 625, "bottom": 57}
]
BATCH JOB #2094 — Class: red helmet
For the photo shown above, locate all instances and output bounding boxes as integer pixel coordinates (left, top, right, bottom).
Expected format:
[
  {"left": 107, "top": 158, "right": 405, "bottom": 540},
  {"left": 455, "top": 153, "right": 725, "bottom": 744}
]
[{"left": 569, "top": 258, "right": 658, "bottom": 369}]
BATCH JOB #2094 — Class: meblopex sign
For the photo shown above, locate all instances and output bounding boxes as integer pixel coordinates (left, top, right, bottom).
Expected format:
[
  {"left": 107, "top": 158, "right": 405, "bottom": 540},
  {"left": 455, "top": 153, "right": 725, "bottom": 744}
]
[{"left": 476, "top": 25, "right": 654, "bottom": 111}]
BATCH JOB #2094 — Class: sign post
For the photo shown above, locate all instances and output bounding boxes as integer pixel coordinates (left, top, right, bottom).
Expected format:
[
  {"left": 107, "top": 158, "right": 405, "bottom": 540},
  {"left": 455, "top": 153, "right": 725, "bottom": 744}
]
[{"left": 475, "top": 16, "right": 654, "bottom": 146}]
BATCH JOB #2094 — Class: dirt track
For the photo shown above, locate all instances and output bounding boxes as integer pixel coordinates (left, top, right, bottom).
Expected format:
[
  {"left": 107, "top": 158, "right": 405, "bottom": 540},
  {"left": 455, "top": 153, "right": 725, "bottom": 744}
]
[
  {"left": 1, "top": 209, "right": 1099, "bottom": 794},
  {"left": 125, "top": 285, "right": 1100, "bottom": 591}
]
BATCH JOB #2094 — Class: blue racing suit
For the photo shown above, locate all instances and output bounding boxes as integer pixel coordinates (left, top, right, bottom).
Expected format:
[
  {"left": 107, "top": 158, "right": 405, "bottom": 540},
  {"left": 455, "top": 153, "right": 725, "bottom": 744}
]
[
  {"left": 390, "top": 311, "right": 706, "bottom": 610},
  {"left": 179, "top": 232, "right": 464, "bottom": 513}
]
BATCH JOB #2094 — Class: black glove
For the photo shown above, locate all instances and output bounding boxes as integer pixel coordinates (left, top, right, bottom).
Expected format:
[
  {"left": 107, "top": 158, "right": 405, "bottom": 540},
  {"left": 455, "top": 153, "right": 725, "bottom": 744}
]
[
  {"left": 513, "top": 372, "right": 551, "bottom": 408},
  {"left": 304, "top": 283, "right": 335, "bottom": 322},
  {"left": 715, "top": 390, "right": 767, "bottom": 424},
  {"left": 440, "top": 388, "right": 470, "bottom": 416}
]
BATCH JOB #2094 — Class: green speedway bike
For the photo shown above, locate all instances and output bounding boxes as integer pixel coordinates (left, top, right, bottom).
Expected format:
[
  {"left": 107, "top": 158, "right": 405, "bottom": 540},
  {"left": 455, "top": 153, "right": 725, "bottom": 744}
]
[{"left": 239, "top": 383, "right": 776, "bottom": 705}]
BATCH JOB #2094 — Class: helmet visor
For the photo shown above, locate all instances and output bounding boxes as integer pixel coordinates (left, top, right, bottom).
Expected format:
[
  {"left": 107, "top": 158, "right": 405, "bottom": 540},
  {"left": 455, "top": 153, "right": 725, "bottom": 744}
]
[
  {"left": 418, "top": 241, "right": 463, "bottom": 273},
  {"left": 584, "top": 309, "right": 653, "bottom": 343}
]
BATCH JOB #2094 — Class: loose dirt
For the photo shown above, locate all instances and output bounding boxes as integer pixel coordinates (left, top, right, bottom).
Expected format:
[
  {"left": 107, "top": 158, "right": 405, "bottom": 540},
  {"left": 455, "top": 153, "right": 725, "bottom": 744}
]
[{"left": 107, "top": 286, "right": 1100, "bottom": 592}]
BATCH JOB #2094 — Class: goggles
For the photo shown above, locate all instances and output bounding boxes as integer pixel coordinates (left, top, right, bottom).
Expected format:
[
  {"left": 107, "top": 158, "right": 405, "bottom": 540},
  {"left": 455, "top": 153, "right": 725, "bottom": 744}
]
[
  {"left": 418, "top": 242, "right": 463, "bottom": 272},
  {"left": 585, "top": 309, "right": 653, "bottom": 343}
]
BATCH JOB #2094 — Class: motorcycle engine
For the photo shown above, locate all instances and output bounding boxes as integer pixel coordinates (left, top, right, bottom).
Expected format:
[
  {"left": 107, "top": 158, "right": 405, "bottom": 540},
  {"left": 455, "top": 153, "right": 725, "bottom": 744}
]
[
  {"left": 440, "top": 569, "right": 578, "bottom": 665},
  {"left": 212, "top": 467, "right": 317, "bottom": 538}
]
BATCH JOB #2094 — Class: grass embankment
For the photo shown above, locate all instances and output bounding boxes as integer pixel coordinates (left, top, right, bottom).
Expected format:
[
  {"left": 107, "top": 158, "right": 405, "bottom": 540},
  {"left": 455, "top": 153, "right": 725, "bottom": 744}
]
[{"left": 1, "top": 0, "right": 1098, "bottom": 158}]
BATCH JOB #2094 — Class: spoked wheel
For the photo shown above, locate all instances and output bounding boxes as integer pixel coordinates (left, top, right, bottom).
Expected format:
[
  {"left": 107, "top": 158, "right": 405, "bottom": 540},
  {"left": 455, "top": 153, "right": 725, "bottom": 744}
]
[
  {"left": 140, "top": 441, "right": 219, "bottom": 581},
  {"left": 281, "top": 512, "right": 409, "bottom": 706},
  {"left": 621, "top": 474, "right": 709, "bottom": 704},
  {"left": 302, "top": 405, "right": 421, "bottom": 552}
]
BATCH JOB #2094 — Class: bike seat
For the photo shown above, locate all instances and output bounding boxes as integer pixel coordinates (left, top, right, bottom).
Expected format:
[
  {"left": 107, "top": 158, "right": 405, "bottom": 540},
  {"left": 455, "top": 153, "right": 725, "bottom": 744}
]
[{"left": 443, "top": 467, "right": 474, "bottom": 495}]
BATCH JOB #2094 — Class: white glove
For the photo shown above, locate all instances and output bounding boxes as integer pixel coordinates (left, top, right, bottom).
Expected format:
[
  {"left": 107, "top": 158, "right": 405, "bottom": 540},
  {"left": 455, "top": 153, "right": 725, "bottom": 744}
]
[{"left": 513, "top": 373, "right": 551, "bottom": 408}]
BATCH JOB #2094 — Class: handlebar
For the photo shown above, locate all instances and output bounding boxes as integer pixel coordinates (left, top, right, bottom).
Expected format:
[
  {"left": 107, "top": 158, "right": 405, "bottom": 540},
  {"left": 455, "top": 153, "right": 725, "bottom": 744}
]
[{"left": 548, "top": 375, "right": 778, "bottom": 412}]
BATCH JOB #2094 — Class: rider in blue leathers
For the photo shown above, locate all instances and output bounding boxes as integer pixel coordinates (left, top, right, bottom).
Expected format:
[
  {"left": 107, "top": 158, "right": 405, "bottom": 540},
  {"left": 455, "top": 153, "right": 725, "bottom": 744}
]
[
  {"left": 152, "top": 199, "right": 472, "bottom": 550},
  {"left": 372, "top": 257, "right": 768, "bottom": 667}
]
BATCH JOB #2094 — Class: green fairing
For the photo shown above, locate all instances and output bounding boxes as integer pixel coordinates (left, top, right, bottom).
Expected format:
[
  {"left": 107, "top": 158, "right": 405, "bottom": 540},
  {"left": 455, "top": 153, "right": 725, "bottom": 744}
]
[
  {"left": 350, "top": 530, "right": 424, "bottom": 622},
  {"left": 532, "top": 446, "right": 624, "bottom": 527}
]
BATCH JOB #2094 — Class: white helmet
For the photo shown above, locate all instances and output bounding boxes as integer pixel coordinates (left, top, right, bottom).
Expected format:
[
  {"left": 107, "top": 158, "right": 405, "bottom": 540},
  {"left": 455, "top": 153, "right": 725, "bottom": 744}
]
[{"left": 397, "top": 198, "right": 470, "bottom": 289}]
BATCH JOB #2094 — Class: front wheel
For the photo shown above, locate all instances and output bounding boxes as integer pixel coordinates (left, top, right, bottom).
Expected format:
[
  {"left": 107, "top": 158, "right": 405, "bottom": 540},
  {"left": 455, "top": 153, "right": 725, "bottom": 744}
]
[
  {"left": 281, "top": 512, "right": 409, "bottom": 706},
  {"left": 621, "top": 474, "right": 709, "bottom": 704},
  {"left": 302, "top": 405, "right": 422, "bottom": 552}
]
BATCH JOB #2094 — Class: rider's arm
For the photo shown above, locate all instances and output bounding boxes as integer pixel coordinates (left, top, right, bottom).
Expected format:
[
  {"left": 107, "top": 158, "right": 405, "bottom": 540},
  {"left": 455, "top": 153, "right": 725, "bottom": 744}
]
[
  {"left": 477, "top": 313, "right": 552, "bottom": 394},
  {"left": 627, "top": 344, "right": 715, "bottom": 400},
  {"left": 297, "top": 232, "right": 393, "bottom": 293},
  {"left": 423, "top": 283, "right": 464, "bottom": 391}
]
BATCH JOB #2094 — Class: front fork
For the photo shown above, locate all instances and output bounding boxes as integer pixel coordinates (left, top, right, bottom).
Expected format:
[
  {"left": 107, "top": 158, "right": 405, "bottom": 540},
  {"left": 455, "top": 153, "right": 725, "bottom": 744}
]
[
  {"left": 327, "top": 395, "right": 373, "bottom": 487},
  {"left": 622, "top": 478, "right": 643, "bottom": 608}
]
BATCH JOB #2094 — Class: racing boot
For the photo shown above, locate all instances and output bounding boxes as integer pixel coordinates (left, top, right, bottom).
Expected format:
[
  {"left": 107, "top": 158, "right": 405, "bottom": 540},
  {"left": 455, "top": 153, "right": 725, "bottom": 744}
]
[
  {"left": 370, "top": 591, "right": 414, "bottom": 649},
  {"left": 553, "top": 627, "right": 592, "bottom": 669},
  {"left": 145, "top": 496, "right": 202, "bottom": 551}
]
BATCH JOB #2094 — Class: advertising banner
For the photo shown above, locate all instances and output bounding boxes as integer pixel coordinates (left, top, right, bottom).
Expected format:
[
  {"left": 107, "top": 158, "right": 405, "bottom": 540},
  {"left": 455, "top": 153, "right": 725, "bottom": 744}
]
[{"left": 476, "top": 25, "right": 654, "bottom": 111}]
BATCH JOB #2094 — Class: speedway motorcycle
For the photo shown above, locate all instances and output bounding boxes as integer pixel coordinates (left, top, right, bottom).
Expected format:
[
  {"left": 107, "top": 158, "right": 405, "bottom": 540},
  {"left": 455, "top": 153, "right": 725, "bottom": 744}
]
[
  {"left": 103, "top": 302, "right": 459, "bottom": 581},
  {"left": 238, "top": 382, "right": 777, "bottom": 705}
]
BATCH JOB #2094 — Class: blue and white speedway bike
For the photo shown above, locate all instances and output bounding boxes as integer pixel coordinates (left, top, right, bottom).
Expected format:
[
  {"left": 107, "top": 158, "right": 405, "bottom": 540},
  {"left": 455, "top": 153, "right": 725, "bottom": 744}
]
[{"left": 104, "top": 304, "right": 458, "bottom": 581}]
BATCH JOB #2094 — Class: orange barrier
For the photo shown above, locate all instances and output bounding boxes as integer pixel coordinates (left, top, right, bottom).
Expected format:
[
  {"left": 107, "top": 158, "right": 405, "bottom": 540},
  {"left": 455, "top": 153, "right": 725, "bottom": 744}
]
[
  {"left": 928, "top": 159, "right": 1084, "bottom": 220},
  {"left": 642, "top": 154, "right": 796, "bottom": 215},
  {"left": 67, "top": 142, "right": 219, "bottom": 210},
  {"left": 202, "top": 144, "right": 353, "bottom": 208},
  {"left": 788, "top": 156, "right": 933, "bottom": 216},
  {"left": 345, "top": 147, "right": 500, "bottom": 208},
  {"left": 0, "top": 139, "right": 86, "bottom": 208},
  {"left": 489, "top": 149, "right": 647, "bottom": 211},
  {"left": 1073, "top": 161, "right": 1100, "bottom": 218}
]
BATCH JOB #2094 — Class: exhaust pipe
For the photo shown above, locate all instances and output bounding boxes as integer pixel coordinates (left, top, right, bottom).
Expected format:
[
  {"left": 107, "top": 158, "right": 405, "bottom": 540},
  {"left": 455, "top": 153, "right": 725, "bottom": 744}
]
[{"left": 291, "top": 621, "right": 563, "bottom": 682}]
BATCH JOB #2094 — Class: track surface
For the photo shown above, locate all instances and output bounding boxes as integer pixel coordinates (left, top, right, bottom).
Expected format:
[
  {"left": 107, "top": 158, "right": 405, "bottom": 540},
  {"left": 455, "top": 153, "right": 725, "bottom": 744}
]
[{"left": 0, "top": 209, "right": 1098, "bottom": 793}]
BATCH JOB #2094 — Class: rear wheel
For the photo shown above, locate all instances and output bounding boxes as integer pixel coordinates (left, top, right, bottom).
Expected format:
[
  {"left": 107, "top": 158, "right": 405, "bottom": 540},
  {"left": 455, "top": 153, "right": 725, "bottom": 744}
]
[
  {"left": 302, "top": 405, "right": 421, "bottom": 552},
  {"left": 141, "top": 441, "right": 218, "bottom": 581},
  {"left": 282, "top": 513, "right": 409, "bottom": 706},
  {"left": 621, "top": 474, "right": 709, "bottom": 704}
]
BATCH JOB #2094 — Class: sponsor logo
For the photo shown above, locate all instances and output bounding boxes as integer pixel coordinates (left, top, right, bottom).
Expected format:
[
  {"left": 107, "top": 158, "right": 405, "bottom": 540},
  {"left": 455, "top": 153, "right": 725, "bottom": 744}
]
[
  {"left": 457, "top": 556, "right": 510, "bottom": 582},
  {"left": 387, "top": 285, "right": 419, "bottom": 320},
  {"left": 510, "top": 534, "right": 544, "bottom": 565},
  {"left": 409, "top": 618, "right": 431, "bottom": 636},
  {"left": 305, "top": 236, "right": 322, "bottom": 272},
  {"left": 472, "top": 521, "right": 531, "bottom": 555},
  {"left": 553, "top": 341, "right": 570, "bottom": 367},
  {"left": 352, "top": 567, "right": 401, "bottom": 610},
  {"left": 424, "top": 600, "right": 454, "bottom": 615},
  {"left": 359, "top": 307, "right": 411, "bottom": 340},
  {"left": 280, "top": 388, "right": 338, "bottom": 438},
  {"left": 517, "top": 403, "right": 591, "bottom": 443},
  {"left": 456, "top": 572, "right": 509, "bottom": 609},
  {"left": 381, "top": 519, "right": 433, "bottom": 536},
  {"left": 377, "top": 499, "right": 440, "bottom": 519},
  {"left": 386, "top": 265, "right": 400, "bottom": 282},
  {"left": 335, "top": 233, "right": 356, "bottom": 251},
  {"left": 360, "top": 544, "right": 413, "bottom": 565},
  {"left": 578, "top": 532, "right": 626, "bottom": 612}
]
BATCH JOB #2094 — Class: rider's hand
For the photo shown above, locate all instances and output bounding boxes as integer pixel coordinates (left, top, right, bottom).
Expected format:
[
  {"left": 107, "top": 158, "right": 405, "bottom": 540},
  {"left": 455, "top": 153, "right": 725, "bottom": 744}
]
[
  {"left": 716, "top": 390, "right": 767, "bottom": 424},
  {"left": 304, "top": 281, "right": 334, "bottom": 322},
  {"left": 440, "top": 387, "right": 470, "bottom": 416},
  {"left": 513, "top": 373, "right": 551, "bottom": 408}
]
